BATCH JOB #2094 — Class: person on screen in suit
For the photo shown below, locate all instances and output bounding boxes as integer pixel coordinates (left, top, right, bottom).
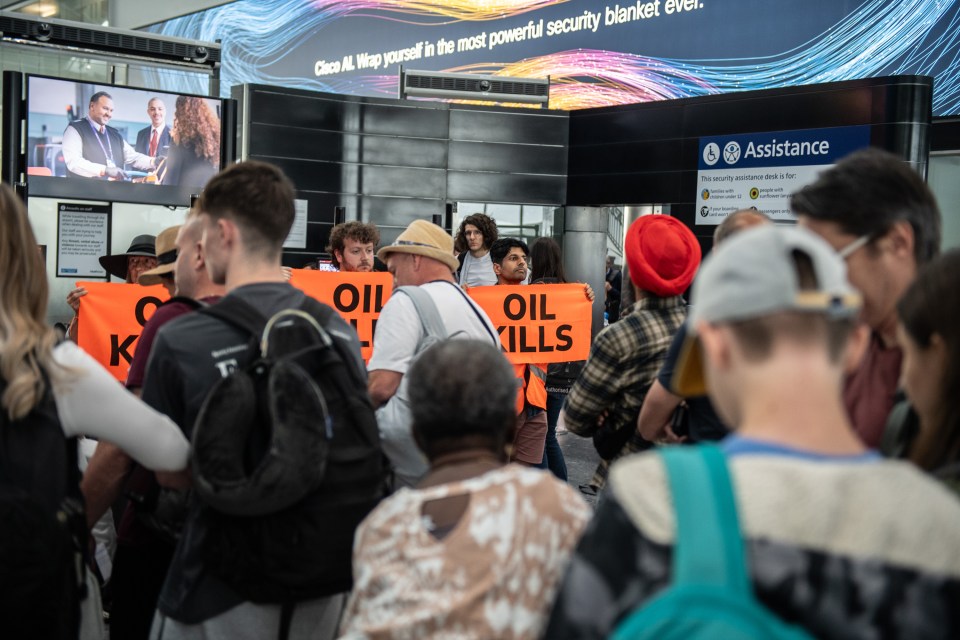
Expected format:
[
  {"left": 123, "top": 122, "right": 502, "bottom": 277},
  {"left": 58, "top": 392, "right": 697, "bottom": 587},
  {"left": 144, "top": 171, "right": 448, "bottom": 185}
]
[
  {"left": 134, "top": 97, "right": 172, "bottom": 159},
  {"left": 61, "top": 91, "right": 157, "bottom": 180},
  {"left": 159, "top": 96, "right": 220, "bottom": 189}
]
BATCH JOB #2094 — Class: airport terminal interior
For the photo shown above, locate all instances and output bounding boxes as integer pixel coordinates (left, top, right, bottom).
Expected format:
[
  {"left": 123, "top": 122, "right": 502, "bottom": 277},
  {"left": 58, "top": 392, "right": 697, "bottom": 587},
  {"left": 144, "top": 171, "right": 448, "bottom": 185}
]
[{"left": 1, "top": 1, "right": 960, "bottom": 638}]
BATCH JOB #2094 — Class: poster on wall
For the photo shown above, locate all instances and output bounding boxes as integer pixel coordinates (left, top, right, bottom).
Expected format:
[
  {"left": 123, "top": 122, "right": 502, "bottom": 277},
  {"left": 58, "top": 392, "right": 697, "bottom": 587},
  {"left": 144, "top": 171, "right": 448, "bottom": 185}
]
[
  {"left": 694, "top": 126, "right": 871, "bottom": 226},
  {"left": 283, "top": 198, "right": 309, "bottom": 249},
  {"left": 56, "top": 202, "right": 111, "bottom": 278}
]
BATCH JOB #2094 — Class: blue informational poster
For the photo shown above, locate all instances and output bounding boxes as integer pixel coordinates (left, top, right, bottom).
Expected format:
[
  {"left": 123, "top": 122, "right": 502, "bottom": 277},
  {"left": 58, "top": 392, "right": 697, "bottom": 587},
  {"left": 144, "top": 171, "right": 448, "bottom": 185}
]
[
  {"left": 695, "top": 125, "right": 871, "bottom": 225},
  {"left": 146, "top": 0, "right": 960, "bottom": 116}
]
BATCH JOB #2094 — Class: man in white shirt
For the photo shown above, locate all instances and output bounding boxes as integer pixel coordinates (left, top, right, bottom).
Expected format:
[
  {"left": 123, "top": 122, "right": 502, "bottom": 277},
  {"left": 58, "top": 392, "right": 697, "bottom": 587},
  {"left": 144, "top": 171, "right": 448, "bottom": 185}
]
[
  {"left": 61, "top": 91, "right": 157, "bottom": 180},
  {"left": 134, "top": 97, "right": 172, "bottom": 159},
  {"left": 369, "top": 219, "right": 501, "bottom": 486},
  {"left": 455, "top": 213, "right": 500, "bottom": 287}
]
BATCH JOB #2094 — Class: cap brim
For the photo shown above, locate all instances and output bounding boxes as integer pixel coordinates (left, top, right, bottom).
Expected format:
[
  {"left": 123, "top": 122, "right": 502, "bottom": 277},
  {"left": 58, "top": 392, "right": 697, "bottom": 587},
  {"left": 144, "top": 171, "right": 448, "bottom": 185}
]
[
  {"left": 377, "top": 245, "right": 459, "bottom": 272},
  {"left": 138, "top": 263, "right": 174, "bottom": 286},
  {"left": 671, "top": 332, "right": 707, "bottom": 397}
]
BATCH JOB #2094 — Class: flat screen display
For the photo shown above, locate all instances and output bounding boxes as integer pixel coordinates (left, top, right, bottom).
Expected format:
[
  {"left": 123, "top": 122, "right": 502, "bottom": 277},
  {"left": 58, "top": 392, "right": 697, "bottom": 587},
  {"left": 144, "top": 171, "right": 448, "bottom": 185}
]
[{"left": 26, "top": 75, "right": 225, "bottom": 206}]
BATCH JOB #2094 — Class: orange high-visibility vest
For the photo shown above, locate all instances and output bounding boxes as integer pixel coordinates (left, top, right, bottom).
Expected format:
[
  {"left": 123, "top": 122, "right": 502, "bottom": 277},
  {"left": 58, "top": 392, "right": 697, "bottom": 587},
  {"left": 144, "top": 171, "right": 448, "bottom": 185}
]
[{"left": 514, "top": 362, "right": 548, "bottom": 414}]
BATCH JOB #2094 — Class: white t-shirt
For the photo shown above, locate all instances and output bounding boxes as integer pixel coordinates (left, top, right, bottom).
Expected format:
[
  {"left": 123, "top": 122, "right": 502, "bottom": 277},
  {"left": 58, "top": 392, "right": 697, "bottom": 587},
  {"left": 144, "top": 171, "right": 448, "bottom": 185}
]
[
  {"left": 368, "top": 280, "right": 499, "bottom": 375},
  {"left": 458, "top": 251, "right": 498, "bottom": 288},
  {"left": 368, "top": 280, "right": 499, "bottom": 486}
]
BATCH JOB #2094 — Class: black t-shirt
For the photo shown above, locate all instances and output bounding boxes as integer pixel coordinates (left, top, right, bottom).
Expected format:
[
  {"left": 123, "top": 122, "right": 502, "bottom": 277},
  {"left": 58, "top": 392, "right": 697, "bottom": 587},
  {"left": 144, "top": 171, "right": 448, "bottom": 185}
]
[
  {"left": 141, "top": 282, "right": 363, "bottom": 623},
  {"left": 658, "top": 320, "right": 728, "bottom": 442}
]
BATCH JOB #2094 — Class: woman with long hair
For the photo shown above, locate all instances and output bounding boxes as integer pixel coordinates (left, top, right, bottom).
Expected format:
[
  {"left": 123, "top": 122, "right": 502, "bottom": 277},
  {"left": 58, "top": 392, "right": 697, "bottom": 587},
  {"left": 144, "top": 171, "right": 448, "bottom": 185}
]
[
  {"left": 897, "top": 248, "right": 960, "bottom": 495},
  {"left": 160, "top": 96, "right": 220, "bottom": 188},
  {"left": 529, "top": 237, "right": 579, "bottom": 481},
  {"left": 0, "top": 183, "right": 189, "bottom": 639}
]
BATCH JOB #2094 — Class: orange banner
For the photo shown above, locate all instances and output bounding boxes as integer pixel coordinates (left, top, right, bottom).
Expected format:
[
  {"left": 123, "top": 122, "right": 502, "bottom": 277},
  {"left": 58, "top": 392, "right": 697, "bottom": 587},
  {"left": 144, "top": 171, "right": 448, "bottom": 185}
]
[
  {"left": 76, "top": 281, "right": 170, "bottom": 381},
  {"left": 468, "top": 284, "right": 592, "bottom": 364},
  {"left": 289, "top": 270, "right": 393, "bottom": 362}
]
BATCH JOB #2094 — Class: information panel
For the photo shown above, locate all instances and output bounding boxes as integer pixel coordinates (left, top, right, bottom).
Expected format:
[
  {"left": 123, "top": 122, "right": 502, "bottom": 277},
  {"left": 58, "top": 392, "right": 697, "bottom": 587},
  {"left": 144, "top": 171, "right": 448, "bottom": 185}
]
[
  {"left": 695, "top": 126, "right": 870, "bottom": 225},
  {"left": 56, "top": 203, "right": 111, "bottom": 278}
]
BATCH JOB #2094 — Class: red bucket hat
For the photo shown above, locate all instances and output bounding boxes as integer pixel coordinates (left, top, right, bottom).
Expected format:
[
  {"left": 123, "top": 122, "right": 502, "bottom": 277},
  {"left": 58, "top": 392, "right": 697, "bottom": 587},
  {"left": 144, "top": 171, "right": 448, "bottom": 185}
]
[{"left": 625, "top": 215, "right": 701, "bottom": 297}]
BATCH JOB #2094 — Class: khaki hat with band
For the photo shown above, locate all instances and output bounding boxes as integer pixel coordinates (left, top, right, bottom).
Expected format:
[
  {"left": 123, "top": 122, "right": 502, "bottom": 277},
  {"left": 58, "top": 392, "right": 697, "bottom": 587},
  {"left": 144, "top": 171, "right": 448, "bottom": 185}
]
[{"left": 138, "top": 225, "right": 182, "bottom": 286}]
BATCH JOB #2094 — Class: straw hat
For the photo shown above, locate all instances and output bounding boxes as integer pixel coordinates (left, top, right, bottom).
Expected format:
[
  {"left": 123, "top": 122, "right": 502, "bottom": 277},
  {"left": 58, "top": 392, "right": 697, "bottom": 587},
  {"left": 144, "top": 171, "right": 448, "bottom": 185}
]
[
  {"left": 138, "top": 225, "right": 182, "bottom": 286},
  {"left": 377, "top": 219, "right": 458, "bottom": 271}
]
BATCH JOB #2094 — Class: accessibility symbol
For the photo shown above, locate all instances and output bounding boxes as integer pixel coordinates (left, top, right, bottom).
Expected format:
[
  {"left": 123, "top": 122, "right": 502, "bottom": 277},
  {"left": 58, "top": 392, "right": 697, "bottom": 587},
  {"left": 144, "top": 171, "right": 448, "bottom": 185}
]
[
  {"left": 703, "top": 143, "right": 720, "bottom": 166},
  {"left": 700, "top": 206, "right": 709, "bottom": 217},
  {"left": 701, "top": 189, "right": 710, "bottom": 200},
  {"left": 749, "top": 187, "right": 759, "bottom": 199},
  {"left": 723, "top": 141, "right": 741, "bottom": 165}
]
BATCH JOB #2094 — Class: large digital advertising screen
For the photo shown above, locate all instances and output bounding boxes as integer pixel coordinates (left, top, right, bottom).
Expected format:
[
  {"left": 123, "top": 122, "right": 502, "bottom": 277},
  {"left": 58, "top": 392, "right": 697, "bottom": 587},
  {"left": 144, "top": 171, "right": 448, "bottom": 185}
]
[{"left": 145, "top": 0, "right": 960, "bottom": 116}]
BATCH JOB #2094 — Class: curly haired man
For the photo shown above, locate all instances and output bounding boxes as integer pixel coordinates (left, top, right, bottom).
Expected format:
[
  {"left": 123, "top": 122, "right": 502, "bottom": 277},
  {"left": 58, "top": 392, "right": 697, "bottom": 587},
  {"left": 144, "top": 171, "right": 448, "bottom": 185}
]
[
  {"left": 454, "top": 213, "right": 499, "bottom": 287},
  {"left": 326, "top": 221, "right": 380, "bottom": 272}
]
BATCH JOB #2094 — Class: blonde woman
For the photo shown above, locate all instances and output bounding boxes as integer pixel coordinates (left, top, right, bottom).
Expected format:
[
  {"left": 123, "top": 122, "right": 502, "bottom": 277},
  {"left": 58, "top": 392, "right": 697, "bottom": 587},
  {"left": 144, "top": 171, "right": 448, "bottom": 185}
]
[{"left": 0, "top": 183, "right": 190, "bottom": 639}]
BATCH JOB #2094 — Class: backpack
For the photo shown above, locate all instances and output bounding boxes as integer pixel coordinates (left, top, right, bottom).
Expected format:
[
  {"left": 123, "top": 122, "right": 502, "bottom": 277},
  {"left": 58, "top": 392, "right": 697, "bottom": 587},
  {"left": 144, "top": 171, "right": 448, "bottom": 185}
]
[
  {"left": 190, "top": 295, "right": 385, "bottom": 604},
  {"left": 375, "top": 285, "right": 449, "bottom": 488},
  {"left": 611, "top": 445, "right": 813, "bottom": 640},
  {"left": 0, "top": 377, "right": 86, "bottom": 640}
]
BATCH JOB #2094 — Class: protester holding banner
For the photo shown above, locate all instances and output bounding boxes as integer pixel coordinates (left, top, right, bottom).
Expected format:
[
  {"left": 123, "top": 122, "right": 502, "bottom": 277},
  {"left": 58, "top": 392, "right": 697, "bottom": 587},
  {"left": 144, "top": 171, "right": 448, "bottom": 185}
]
[
  {"left": 490, "top": 238, "right": 550, "bottom": 467},
  {"left": 529, "top": 237, "right": 589, "bottom": 480},
  {"left": 326, "top": 221, "right": 380, "bottom": 272},
  {"left": 0, "top": 182, "right": 190, "bottom": 640},
  {"left": 562, "top": 214, "right": 701, "bottom": 495},
  {"left": 66, "top": 233, "right": 157, "bottom": 342}
]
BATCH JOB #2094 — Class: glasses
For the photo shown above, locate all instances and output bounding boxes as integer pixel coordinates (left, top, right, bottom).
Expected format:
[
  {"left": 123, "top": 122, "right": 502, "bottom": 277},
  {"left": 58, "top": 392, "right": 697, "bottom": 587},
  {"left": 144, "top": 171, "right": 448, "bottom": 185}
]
[{"left": 836, "top": 235, "right": 871, "bottom": 260}]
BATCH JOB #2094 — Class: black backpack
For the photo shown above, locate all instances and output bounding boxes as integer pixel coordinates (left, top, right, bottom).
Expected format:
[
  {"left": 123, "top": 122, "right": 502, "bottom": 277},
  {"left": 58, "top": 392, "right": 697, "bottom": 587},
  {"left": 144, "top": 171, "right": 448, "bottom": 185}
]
[
  {"left": 0, "top": 376, "right": 87, "bottom": 640},
  {"left": 191, "top": 295, "right": 385, "bottom": 604}
]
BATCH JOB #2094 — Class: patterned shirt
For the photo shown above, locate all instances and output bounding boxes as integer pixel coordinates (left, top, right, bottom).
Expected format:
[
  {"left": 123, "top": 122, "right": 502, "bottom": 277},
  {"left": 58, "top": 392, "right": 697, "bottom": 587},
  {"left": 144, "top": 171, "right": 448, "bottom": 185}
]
[
  {"left": 564, "top": 296, "right": 686, "bottom": 487},
  {"left": 339, "top": 465, "right": 590, "bottom": 640},
  {"left": 544, "top": 449, "right": 960, "bottom": 639}
]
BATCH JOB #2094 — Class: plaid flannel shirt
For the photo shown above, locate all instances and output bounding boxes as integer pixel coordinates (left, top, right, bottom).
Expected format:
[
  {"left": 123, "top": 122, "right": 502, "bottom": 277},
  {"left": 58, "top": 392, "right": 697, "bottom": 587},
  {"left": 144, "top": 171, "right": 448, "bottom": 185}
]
[{"left": 564, "top": 295, "right": 687, "bottom": 445}]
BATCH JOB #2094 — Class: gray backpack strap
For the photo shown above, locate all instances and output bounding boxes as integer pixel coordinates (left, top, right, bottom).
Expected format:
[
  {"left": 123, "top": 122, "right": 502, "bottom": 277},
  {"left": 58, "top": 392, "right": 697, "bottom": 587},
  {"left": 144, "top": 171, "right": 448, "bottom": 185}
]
[{"left": 396, "top": 286, "right": 447, "bottom": 352}]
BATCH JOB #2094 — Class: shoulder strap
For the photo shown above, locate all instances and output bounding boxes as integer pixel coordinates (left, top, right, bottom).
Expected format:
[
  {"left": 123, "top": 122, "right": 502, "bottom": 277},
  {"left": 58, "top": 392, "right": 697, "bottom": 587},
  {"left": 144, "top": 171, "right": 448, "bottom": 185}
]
[
  {"left": 198, "top": 294, "right": 269, "bottom": 339},
  {"left": 397, "top": 286, "right": 448, "bottom": 346},
  {"left": 659, "top": 444, "right": 751, "bottom": 595}
]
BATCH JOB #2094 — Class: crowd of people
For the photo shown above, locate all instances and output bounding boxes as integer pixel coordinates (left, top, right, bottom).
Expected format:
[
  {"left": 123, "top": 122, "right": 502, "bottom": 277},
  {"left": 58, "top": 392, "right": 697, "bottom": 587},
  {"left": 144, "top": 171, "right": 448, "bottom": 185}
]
[{"left": 2, "top": 146, "right": 960, "bottom": 640}]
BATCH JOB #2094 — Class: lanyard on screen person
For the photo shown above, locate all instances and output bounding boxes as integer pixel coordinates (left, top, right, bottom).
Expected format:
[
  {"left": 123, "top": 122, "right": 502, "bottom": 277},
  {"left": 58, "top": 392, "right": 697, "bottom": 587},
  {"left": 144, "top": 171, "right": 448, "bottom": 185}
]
[{"left": 88, "top": 119, "right": 116, "bottom": 168}]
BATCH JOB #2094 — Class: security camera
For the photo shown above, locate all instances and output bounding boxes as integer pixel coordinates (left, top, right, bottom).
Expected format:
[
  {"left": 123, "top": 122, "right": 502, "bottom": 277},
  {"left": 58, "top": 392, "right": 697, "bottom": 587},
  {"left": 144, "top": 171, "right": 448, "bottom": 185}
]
[
  {"left": 478, "top": 79, "right": 491, "bottom": 92},
  {"left": 191, "top": 46, "right": 209, "bottom": 64},
  {"left": 34, "top": 23, "right": 53, "bottom": 42}
]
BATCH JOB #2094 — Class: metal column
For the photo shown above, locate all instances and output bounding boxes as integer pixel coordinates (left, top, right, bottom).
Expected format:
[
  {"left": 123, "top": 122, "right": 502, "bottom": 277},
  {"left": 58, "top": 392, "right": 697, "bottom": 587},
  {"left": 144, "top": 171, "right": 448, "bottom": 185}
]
[{"left": 562, "top": 206, "right": 607, "bottom": 337}]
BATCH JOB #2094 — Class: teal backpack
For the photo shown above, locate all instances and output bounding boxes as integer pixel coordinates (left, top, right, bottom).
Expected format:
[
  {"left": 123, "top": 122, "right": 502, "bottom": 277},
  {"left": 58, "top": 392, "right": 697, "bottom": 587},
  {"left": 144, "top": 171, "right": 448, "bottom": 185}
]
[{"left": 611, "top": 445, "right": 814, "bottom": 640}]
